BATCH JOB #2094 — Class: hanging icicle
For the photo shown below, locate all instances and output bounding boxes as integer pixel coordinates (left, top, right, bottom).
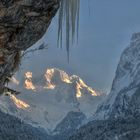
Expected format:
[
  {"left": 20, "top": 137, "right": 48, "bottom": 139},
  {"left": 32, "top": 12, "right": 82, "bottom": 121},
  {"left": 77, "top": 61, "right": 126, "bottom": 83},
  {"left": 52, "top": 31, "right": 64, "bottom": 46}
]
[{"left": 58, "top": 0, "right": 80, "bottom": 62}]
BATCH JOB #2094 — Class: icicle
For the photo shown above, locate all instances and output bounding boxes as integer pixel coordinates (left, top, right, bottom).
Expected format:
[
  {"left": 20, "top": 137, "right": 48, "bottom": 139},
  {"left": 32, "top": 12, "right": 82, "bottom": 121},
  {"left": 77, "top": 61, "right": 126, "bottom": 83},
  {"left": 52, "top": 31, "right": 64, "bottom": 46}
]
[{"left": 58, "top": 0, "right": 80, "bottom": 62}]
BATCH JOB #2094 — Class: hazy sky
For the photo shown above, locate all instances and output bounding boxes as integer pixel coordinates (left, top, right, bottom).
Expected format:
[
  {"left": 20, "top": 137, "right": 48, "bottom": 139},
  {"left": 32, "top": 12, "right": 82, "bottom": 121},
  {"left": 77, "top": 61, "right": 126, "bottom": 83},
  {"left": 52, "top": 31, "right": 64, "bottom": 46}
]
[{"left": 17, "top": 0, "right": 140, "bottom": 93}]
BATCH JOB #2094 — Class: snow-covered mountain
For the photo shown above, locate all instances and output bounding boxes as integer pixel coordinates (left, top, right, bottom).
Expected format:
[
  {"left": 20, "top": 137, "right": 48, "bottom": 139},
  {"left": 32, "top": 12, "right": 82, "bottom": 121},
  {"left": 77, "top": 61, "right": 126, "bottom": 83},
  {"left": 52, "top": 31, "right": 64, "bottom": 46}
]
[
  {"left": 0, "top": 68, "right": 104, "bottom": 132},
  {"left": 95, "top": 32, "right": 140, "bottom": 119},
  {"left": 66, "top": 33, "right": 140, "bottom": 140}
]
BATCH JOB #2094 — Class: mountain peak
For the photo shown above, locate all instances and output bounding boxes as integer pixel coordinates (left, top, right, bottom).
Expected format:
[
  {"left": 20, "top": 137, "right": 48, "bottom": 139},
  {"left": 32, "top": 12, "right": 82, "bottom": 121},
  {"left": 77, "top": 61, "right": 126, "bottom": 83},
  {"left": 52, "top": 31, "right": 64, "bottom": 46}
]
[
  {"left": 1, "top": 68, "right": 104, "bottom": 131},
  {"left": 44, "top": 68, "right": 99, "bottom": 97},
  {"left": 45, "top": 68, "right": 72, "bottom": 86}
]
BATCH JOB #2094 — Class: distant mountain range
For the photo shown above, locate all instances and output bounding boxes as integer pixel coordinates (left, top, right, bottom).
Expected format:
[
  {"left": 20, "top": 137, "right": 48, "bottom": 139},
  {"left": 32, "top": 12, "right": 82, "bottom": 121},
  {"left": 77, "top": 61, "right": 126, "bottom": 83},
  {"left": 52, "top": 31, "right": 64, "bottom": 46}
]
[
  {"left": 0, "top": 68, "right": 104, "bottom": 133},
  {"left": 95, "top": 32, "right": 140, "bottom": 120}
]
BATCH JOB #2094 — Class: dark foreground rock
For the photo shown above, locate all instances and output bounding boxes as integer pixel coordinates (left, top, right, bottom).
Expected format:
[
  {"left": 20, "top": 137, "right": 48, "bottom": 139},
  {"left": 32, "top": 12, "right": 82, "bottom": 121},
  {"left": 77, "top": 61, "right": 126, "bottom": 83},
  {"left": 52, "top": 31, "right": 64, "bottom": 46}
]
[
  {"left": 0, "top": 0, "right": 59, "bottom": 93},
  {"left": 0, "top": 0, "right": 59, "bottom": 50}
]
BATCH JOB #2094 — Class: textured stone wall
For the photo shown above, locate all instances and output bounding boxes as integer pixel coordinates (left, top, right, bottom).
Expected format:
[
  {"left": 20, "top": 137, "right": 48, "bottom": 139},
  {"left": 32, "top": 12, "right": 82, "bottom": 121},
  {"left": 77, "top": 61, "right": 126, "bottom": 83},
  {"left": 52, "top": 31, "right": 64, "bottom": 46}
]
[{"left": 0, "top": 0, "right": 59, "bottom": 50}]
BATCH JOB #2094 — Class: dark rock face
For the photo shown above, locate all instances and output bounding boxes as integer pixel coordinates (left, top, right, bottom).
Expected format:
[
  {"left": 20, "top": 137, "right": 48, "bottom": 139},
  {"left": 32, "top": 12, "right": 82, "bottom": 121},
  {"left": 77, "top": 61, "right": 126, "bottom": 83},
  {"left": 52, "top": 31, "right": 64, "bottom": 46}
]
[
  {"left": 0, "top": 0, "right": 59, "bottom": 93},
  {"left": 0, "top": 0, "right": 59, "bottom": 50}
]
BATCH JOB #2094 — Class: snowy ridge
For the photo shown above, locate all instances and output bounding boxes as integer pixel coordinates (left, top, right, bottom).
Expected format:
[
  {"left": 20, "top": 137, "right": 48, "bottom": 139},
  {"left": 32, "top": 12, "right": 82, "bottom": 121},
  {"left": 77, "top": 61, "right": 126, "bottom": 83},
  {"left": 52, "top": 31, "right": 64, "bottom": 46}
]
[
  {"left": 95, "top": 32, "right": 140, "bottom": 119},
  {"left": 0, "top": 68, "right": 104, "bottom": 132}
]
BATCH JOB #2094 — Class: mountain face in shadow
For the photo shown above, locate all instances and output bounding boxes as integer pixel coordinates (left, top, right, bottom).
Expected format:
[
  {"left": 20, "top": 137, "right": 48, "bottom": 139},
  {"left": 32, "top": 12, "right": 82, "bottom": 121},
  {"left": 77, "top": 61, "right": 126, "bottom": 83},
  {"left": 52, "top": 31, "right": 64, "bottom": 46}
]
[
  {"left": 0, "top": 110, "right": 49, "bottom": 140},
  {"left": 67, "top": 33, "right": 140, "bottom": 140}
]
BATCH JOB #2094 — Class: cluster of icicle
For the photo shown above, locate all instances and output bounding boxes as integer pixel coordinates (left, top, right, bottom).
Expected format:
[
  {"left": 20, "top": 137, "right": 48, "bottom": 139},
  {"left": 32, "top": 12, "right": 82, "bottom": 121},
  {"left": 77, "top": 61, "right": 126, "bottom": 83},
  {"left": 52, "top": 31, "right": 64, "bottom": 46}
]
[{"left": 58, "top": 0, "right": 80, "bottom": 61}]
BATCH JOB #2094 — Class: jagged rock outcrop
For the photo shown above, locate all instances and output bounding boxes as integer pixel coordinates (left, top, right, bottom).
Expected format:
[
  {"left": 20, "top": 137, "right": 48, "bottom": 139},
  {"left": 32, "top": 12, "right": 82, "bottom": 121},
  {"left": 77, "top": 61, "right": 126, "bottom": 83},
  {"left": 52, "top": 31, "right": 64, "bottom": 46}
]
[{"left": 0, "top": 0, "right": 59, "bottom": 94}]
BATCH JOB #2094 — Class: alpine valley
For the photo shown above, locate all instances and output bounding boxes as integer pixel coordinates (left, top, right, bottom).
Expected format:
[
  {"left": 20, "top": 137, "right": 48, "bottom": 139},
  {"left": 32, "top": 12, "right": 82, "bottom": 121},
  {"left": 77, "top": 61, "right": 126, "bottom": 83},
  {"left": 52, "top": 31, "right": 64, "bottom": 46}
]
[{"left": 1, "top": 32, "right": 140, "bottom": 140}]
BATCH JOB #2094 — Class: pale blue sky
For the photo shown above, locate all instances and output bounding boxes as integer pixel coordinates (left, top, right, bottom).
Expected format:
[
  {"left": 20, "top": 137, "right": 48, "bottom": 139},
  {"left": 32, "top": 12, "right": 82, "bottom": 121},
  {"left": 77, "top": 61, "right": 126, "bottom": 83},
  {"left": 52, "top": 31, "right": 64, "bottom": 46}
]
[{"left": 18, "top": 0, "right": 140, "bottom": 93}]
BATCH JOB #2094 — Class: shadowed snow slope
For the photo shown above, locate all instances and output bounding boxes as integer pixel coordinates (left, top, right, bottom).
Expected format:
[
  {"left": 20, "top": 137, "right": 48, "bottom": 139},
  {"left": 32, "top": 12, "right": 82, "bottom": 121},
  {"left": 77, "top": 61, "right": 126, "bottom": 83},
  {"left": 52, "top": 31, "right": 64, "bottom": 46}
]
[
  {"left": 65, "top": 32, "right": 140, "bottom": 140},
  {"left": 95, "top": 32, "right": 140, "bottom": 119},
  {"left": 0, "top": 110, "right": 48, "bottom": 140}
]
